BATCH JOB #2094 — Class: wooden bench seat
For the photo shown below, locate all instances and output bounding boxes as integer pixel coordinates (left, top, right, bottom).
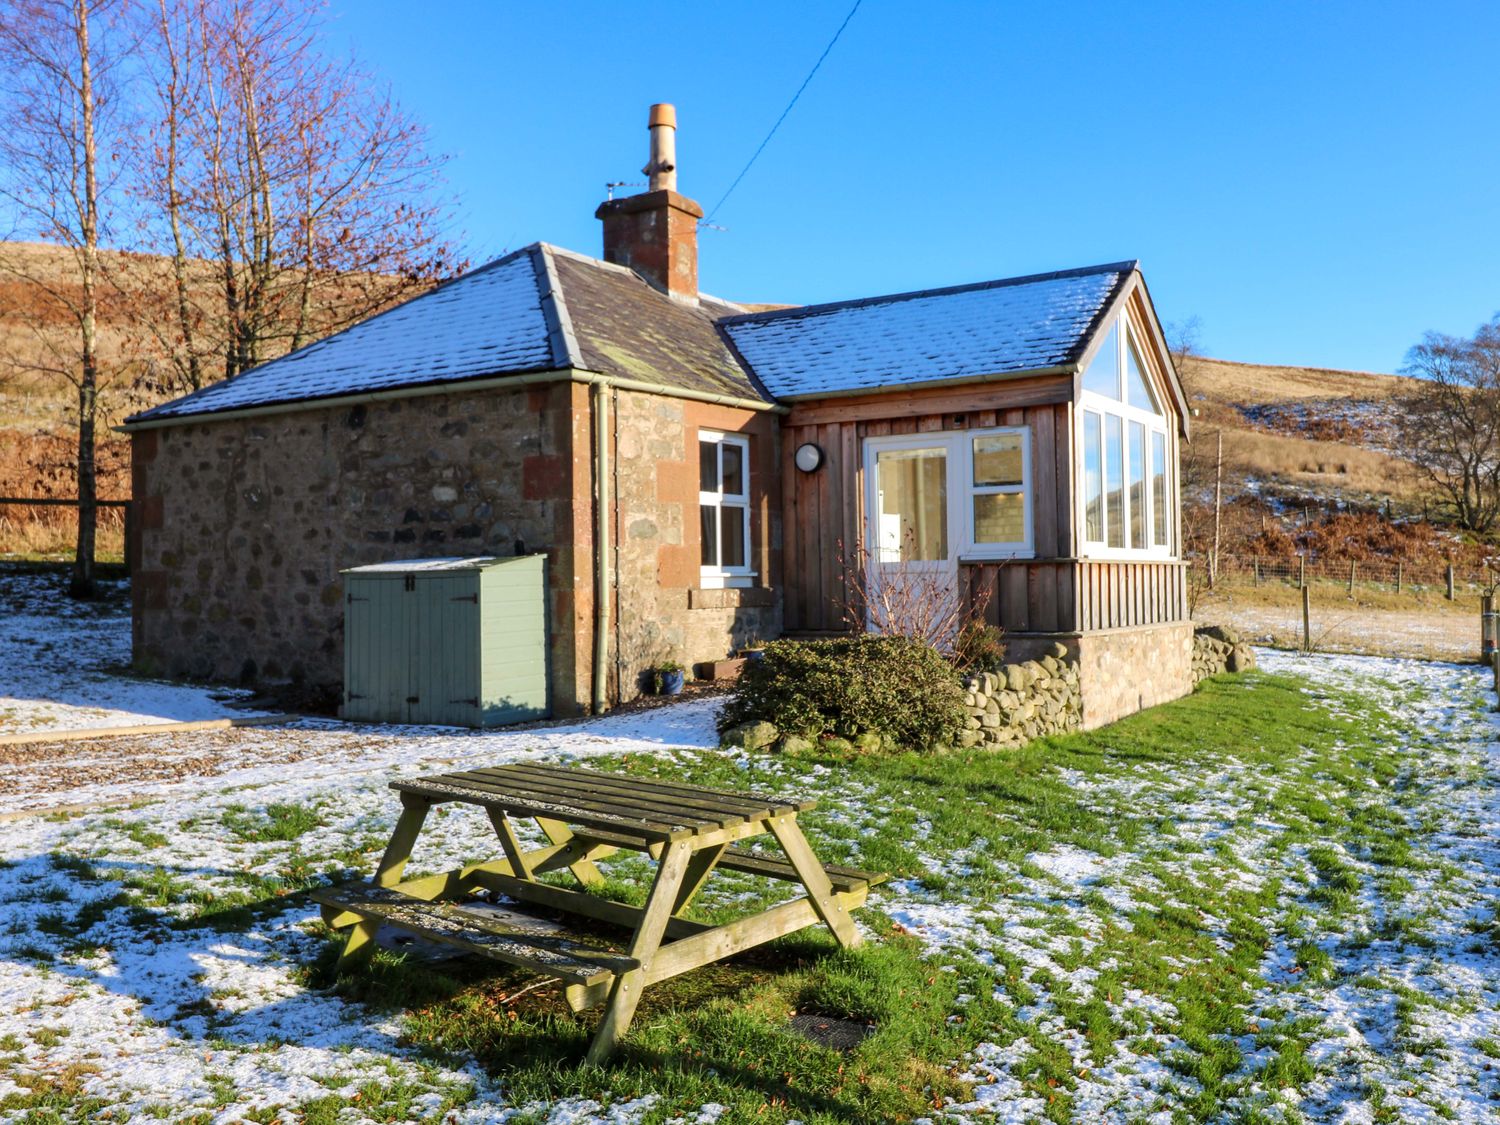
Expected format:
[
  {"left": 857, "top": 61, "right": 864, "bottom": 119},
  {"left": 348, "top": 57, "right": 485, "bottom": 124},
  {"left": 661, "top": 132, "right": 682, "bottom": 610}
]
[
  {"left": 569, "top": 826, "right": 887, "bottom": 894},
  {"left": 311, "top": 884, "right": 636, "bottom": 987}
]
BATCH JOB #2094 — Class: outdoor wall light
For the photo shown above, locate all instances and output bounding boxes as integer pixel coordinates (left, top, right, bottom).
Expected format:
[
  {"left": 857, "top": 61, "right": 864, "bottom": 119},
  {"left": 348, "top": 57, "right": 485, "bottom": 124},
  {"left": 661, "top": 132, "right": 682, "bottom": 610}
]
[{"left": 794, "top": 442, "right": 824, "bottom": 472}]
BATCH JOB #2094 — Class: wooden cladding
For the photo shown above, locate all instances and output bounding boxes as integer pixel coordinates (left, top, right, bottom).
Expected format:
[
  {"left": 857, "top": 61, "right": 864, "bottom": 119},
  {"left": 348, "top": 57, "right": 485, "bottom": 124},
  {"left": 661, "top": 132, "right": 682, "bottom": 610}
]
[
  {"left": 963, "top": 558, "right": 1188, "bottom": 634},
  {"left": 782, "top": 397, "right": 1074, "bottom": 634}
]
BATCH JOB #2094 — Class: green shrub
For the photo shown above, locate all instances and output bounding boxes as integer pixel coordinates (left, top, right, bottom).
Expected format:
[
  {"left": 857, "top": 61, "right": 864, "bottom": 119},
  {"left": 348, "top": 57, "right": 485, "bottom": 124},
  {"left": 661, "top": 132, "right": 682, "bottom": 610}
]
[
  {"left": 952, "top": 621, "right": 1006, "bottom": 674},
  {"left": 716, "top": 635, "right": 966, "bottom": 751}
]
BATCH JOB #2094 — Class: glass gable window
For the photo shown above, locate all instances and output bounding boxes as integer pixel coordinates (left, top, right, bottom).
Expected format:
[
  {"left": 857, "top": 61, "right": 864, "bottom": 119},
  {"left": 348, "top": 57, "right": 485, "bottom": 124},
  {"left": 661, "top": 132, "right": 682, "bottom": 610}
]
[
  {"left": 699, "top": 431, "right": 753, "bottom": 587},
  {"left": 1079, "top": 315, "right": 1173, "bottom": 554}
]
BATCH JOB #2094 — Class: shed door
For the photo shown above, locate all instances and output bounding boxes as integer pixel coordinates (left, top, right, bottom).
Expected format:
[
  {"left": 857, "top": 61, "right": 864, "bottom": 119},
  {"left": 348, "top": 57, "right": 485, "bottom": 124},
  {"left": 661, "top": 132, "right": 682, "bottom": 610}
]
[
  {"left": 863, "top": 438, "right": 959, "bottom": 644},
  {"left": 409, "top": 574, "right": 480, "bottom": 725}
]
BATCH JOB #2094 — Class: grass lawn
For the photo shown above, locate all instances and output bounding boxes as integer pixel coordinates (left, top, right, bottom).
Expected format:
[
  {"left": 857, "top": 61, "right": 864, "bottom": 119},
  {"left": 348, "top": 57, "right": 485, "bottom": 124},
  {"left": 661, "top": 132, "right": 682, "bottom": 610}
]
[{"left": 0, "top": 653, "right": 1496, "bottom": 1122}]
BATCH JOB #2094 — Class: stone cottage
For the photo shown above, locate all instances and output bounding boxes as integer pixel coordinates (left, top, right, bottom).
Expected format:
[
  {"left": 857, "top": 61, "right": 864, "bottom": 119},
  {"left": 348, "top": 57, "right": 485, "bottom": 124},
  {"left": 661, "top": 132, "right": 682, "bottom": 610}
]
[{"left": 125, "top": 104, "right": 1194, "bottom": 727}]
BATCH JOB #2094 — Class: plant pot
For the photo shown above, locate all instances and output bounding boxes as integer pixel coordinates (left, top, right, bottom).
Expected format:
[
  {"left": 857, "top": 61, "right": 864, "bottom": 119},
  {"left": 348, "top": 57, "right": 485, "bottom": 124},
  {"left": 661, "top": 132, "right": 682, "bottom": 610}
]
[
  {"left": 658, "top": 669, "right": 685, "bottom": 695},
  {"left": 742, "top": 648, "right": 765, "bottom": 664}
]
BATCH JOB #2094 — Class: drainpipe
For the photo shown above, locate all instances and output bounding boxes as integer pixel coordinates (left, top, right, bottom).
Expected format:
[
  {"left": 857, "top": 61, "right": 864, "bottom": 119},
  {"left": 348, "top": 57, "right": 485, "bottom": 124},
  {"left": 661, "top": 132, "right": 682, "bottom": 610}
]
[{"left": 591, "top": 380, "right": 611, "bottom": 714}]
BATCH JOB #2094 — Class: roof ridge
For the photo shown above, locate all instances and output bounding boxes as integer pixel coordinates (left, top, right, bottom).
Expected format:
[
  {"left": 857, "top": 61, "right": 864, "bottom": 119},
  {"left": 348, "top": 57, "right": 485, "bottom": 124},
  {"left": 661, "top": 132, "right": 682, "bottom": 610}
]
[
  {"left": 533, "top": 245, "right": 583, "bottom": 369},
  {"left": 718, "top": 260, "right": 1140, "bottom": 327}
]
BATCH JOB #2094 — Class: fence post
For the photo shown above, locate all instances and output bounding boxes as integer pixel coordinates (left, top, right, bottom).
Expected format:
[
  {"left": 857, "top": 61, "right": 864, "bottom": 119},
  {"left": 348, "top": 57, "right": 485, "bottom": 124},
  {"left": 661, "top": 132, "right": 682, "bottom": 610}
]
[
  {"left": 1396, "top": 562, "right": 1402, "bottom": 594},
  {"left": 1447, "top": 564, "right": 1455, "bottom": 601},
  {"left": 1299, "top": 554, "right": 1306, "bottom": 589},
  {"left": 1484, "top": 594, "right": 1496, "bottom": 663},
  {"left": 1348, "top": 561, "right": 1356, "bottom": 595},
  {"left": 1302, "top": 585, "right": 1312, "bottom": 653},
  {"left": 1253, "top": 557, "right": 1260, "bottom": 586}
]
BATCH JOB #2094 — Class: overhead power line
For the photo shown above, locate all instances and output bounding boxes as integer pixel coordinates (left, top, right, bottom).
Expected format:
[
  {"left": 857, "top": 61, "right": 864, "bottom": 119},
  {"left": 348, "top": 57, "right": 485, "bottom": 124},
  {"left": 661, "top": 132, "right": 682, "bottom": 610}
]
[{"left": 704, "top": 0, "right": 863, "bottom": 224}]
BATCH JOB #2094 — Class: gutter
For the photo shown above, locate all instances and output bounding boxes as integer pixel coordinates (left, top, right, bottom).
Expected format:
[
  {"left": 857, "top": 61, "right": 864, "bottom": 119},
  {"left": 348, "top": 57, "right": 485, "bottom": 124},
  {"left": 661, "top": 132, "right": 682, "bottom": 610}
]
[{"left": 115, "top": 366, "right": 786, "bottom": 433}]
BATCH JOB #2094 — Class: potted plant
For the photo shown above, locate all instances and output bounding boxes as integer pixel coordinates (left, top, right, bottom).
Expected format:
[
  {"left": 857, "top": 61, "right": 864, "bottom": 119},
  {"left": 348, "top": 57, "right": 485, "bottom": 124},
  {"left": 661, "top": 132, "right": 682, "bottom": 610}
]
[
  {"left": 739, "top": 637, "right": 767, "bottom": 663},
  {"left": 653, "top": 660, "right": 686, "bottom": 696}
]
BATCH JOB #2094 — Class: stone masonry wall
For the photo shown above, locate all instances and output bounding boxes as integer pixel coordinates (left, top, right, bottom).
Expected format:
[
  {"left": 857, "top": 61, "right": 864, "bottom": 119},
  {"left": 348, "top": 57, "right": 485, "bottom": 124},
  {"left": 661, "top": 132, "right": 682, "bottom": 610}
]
[
  {"left": 610, "top": 389, "right": 781, "bottom": 701},
  {"left": 1191, "top": 624, "right": 1258, "bottom": 683},
  {"left": 131, "top": 382, "right": 590, "bottom": 713},
  {"left": 1074, "top": 621, "right": 1195, "bottom": 729},
  {"left": 958, "top": 641, "right": 1082, "bottom": 749}
]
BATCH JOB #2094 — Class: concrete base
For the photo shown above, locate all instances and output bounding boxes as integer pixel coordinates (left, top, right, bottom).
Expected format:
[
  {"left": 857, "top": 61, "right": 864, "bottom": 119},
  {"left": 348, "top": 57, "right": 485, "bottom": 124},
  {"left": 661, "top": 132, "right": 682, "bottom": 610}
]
[{"left": 1001, "top": 621, "right": 1195, "bottom": 730}]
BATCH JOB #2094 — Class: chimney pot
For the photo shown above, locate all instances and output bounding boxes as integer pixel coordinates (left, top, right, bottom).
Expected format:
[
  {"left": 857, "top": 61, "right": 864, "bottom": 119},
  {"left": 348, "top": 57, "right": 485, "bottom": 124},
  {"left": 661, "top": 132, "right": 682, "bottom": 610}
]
[{"left": 597, "top": 103, "right": 701, "bottom": 301}]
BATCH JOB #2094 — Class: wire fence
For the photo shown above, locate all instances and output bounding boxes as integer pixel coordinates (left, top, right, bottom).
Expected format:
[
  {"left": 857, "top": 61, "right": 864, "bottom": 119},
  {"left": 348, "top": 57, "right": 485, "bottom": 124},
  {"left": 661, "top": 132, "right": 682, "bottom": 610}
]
[
  {"left": 1201, "top": 553, "right": 1489, "bottom": 600},
  {"left": 1188, "top": 553, "right": 1487, "bottom": 662}
]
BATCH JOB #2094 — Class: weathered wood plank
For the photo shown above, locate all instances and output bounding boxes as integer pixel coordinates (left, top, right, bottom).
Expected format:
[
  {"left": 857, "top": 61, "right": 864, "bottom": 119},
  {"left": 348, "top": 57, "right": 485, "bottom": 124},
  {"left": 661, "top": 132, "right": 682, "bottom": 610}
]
[
  {"left": 782, "top": 375, "right": 1073, "bottom": 427},
  {"left": 766, "top": 815, "right": 861, "bottom": 949},
  {"left": 312, "top": 885, "right": 635, "bottom": 986},
  {"left": 585, "top": 840, "right": 695, "bottom": 1064}
]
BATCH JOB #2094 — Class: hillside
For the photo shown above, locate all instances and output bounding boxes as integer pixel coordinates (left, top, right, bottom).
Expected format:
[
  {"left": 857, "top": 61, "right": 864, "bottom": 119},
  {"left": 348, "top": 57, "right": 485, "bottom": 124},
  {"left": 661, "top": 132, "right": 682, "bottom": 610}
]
[
  {"left": 0, "top": 239, "right": 1439, "bottom": 557},
  {"left": 1176, "top": 355, "right": 1420, "bottom": 512}
]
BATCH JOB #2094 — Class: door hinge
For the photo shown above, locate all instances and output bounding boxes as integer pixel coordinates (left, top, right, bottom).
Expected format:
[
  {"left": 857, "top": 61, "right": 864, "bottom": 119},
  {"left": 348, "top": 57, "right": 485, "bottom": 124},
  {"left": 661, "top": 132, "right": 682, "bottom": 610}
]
[
  {"left": 450, "top": 594, "right": 478, "bottom": 603},
  {"left": 346, "top": 594, "right": 368, "bottom": 604},
  {"left": 406, "top": 695, "right": 420, "bottom": 704},
  {"left": 450, "top": 698, "right": 478, "bottom": 707},
  {"left": 346, "top": 693, "right": 366, "bottom": 701},
  {"left": 404, "top": 574, "right": 416, "bottom": 592}
]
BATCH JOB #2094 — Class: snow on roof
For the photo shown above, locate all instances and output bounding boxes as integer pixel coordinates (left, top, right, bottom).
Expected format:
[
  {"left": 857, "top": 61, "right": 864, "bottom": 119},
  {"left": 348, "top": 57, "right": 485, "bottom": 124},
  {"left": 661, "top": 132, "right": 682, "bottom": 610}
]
[
  {"left": 130, "top": 248, "right": 559, "bottom": 423},
  {"left": 719, "top": 262, "right": 1134, "bottom": 400},
  {"left": 341, "top": 556, "right": 500, "bottom": 574}
]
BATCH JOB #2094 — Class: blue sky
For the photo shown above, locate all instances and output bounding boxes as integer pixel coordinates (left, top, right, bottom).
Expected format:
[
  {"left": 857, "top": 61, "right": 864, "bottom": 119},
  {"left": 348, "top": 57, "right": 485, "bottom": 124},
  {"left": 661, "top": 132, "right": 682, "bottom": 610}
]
[{"left": 329, "top": 1, "right": 1500, "bottom": 375}]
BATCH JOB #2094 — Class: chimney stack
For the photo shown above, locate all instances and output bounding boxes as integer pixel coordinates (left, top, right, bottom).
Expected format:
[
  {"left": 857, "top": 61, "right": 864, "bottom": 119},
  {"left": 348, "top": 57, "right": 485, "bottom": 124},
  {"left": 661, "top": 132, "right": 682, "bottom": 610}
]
[{"left": 597, "top": 103, "right": 702, "bottom": 301}]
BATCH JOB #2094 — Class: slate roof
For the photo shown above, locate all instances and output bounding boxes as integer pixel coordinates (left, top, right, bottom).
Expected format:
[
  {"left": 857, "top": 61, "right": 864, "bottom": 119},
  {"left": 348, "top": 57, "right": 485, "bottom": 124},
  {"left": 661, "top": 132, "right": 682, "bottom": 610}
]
[
  {"left": 718, "top": 262, "right": 1134, "bottom": 401},
  {"left": 127, "top": 248, "right": 1135, "bottom": 425},
  {"left": 127, "top": 244, "right": 763, "bottom": 424},
  {"left": 131, "top": 248, "right": 557, "bottom": 422}
]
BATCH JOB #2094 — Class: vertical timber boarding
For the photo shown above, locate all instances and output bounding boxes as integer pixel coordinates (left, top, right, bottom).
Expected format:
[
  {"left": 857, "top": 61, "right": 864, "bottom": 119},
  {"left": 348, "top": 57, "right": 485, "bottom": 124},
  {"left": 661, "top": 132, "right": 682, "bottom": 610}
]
[
  {"left": 341, "top": 556, "right": 548, "bottom": 727},
  {"left": 780, "top": 375, "right": 1189, "bottom": 637}
]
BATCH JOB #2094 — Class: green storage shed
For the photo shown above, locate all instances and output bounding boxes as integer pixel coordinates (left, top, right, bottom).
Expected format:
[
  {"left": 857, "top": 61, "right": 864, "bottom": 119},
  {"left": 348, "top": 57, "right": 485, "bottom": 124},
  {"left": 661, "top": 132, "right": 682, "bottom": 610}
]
[{"left": 340, "top": 555, "right": 548, "bottom": 727}]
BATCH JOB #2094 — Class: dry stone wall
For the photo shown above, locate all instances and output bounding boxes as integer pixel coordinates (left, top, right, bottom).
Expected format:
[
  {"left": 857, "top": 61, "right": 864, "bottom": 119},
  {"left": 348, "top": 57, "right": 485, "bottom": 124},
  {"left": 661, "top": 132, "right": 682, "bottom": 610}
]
[
  {"left": 958, "top": 641, "right": 1081, "bottom": 749},
  {"left": 1192, "top": 624, "right": 1258, "bottom": 684}
]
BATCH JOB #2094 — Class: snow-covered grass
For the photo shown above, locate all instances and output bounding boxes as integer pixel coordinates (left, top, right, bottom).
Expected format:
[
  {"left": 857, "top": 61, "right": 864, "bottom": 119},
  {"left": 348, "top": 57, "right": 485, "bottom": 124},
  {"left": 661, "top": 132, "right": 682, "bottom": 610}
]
[
  {"left": 0, "top": 569, "right": 258, "bottom": 736},
  {"left": 1, "top": 574, "right": 1497, "bottom": 1122}
]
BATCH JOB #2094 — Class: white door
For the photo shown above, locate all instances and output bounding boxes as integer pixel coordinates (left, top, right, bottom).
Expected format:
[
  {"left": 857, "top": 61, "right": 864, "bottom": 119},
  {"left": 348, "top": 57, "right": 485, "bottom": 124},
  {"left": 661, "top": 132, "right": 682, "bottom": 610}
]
[{"left": 863, "top": 437, "right": 960, "bottom": 646}]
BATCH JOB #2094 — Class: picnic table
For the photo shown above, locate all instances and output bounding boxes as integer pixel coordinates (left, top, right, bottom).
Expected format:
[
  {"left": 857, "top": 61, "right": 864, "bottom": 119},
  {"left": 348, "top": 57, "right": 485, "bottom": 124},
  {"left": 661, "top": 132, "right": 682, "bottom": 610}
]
[{"left": 312, "top": 762, "right": 886, "bottom": 1064}]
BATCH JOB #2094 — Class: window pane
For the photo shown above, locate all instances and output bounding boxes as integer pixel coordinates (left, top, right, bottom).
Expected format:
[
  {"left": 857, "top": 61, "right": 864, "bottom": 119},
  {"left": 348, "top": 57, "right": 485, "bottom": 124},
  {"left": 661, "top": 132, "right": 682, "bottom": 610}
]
[
  {"left": 1105, "top": 414, "right": 1124, "bottom": 548},
  {"left": 1083, "top": 322, "right": 1120, "bottom": 399},
  {"left": 974, "top": 493, "right": 1024, "bottom": 545},
  {"left": 721, "top": 442, "right": 745, "bottom": 497},
  {"left": 973, "top": 433, "right": 1024, "bottom": 486},
  {"left": 720, "top": 504, "right": 747, "bottom": 568},
  {"left": 1084, "top": 411, "right": 1103, "bottom": 542},
  {"left": 1129, "top": 421, "right": 1146, "bottom": 549},
  {"left": 698, "top": 440, "right": 717, "bottom": 492},
  {"left": 1152, "top": 431, "right": 1168, "bottom": 546},
  {"left": 875, "top": 447, "right": 947, "bottom": 562},
  {"left": 699, "top": 505, "right": 717, "bottom": 566},
  {"left": 1125, "top": 337, "right": 1159, "bottom": 413}
]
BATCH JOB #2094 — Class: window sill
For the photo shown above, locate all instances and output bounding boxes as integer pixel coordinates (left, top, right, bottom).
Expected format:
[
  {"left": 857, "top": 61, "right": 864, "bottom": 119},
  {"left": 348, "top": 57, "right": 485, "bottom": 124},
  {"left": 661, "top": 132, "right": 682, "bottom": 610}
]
[{"left": 688, "top": 586, "right": 776, "bottom": 610}]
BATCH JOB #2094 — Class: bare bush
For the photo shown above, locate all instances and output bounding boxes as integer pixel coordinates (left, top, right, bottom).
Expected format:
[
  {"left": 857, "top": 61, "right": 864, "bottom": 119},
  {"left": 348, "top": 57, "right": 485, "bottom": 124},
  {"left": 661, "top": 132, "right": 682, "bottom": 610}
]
[{"left": 836, "top": 534, "right": 993, "bottom": 656}]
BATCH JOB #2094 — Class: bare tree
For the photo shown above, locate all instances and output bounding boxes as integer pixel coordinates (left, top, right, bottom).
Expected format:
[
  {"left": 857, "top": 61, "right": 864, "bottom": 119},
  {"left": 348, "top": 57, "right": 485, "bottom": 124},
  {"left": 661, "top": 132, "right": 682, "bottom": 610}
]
[
  {"left": 122, "top": 0, "right": 461, "bottom": 395},
  {"left": 1395, "top": 317, "right": 1500, "bottom": 534},
  {"left": 0, "top": 0, "right": 129, "bottom": 597}
]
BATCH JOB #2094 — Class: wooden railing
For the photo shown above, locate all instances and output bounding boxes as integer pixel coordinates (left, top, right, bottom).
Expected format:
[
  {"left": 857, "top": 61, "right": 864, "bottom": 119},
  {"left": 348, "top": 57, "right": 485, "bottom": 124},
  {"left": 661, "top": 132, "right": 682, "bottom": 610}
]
[{"left": 963, "top": 557, "right": 1189, "bottom": 634}]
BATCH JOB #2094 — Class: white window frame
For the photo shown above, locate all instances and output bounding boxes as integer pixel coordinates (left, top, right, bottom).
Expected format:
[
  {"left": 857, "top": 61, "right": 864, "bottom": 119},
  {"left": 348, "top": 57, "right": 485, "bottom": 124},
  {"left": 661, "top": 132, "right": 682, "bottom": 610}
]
[
  {"left": 862, "top": 427, "right": 1034, "bottom": 564},
  {"left": 961, "top": 426, "right": 1033, "bottom": 559},
  {"left": 698, "top": 430, "right": 755, "bottom": 589},
  {"left": 1077, "top": 316, "right": 1175, "bottom": 560}
]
